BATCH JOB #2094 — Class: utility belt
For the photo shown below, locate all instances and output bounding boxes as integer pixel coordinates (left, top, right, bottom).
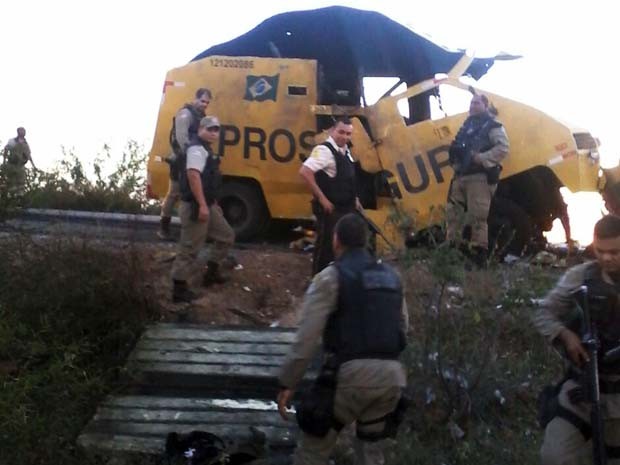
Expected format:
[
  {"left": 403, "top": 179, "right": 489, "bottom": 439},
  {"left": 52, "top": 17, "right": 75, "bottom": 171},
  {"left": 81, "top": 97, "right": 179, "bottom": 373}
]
[{"left": 455, "top": 164, "right": 502, "bottom": 185}]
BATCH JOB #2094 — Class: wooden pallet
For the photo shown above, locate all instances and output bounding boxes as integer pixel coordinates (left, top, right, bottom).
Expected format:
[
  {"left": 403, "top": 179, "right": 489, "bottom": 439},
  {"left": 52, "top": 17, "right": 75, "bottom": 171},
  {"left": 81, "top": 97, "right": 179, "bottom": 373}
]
[{"left": 77, "top": 323, "right": 310, "bottom": 463}]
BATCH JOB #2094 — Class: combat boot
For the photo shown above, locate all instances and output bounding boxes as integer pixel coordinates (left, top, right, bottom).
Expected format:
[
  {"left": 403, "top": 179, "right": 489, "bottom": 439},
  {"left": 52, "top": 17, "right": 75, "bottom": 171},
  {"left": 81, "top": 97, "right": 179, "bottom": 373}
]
[
  {"left": 172, "top": 280, "right": 197, "bottom": 303},
  {"left": 157, "top": 216, "right": 173, "bottom": 241},
  {"left": 203, "top": 261, "right": 228, "bottom": 287}
]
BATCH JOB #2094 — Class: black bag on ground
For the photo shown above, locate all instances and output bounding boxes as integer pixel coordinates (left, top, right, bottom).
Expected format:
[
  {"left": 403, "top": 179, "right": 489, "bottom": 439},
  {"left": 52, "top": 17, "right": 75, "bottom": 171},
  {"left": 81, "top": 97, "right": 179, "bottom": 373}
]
[{"left": 165, "top": 430, "right": 227, "bottom": 464}]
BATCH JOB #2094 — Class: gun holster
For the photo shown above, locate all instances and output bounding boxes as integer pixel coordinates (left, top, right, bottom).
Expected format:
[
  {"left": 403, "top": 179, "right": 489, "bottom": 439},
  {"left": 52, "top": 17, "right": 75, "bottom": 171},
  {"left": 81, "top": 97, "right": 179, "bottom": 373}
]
[
  {"left": 295, "top": 363, "right": 340, "bottom": 438},
  {"left": 484, "top": 165, "right": 502, "bottom": 185},
  {"left": 537, "top": 383, "right": 561, "bottom": 429},
  {"left": 356, "top": 391, "right": 411, "bottom": 442}
]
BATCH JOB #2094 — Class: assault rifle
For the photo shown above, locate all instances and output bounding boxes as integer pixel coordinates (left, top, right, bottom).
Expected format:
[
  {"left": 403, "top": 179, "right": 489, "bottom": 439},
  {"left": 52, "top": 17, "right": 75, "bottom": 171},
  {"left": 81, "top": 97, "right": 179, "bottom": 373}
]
[
  {"left": 356, "top": 207, "right": 395, "bottom": 250},
  {"left": 574, "top": 285, "right": 607, "bottom": 465}
]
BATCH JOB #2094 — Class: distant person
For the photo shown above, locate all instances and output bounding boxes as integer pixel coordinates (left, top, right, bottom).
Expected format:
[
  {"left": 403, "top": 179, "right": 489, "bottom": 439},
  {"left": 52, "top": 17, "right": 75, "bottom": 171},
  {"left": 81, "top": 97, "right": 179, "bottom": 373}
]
[
  {"left": 447, "top": 94, "right": 509, "bottom": 267},
  {"left": 300, "top": 116, "right": 361, "bottom": 275},
  {"left": 170, "top": 116, "right": 235, "bottom": 303},
  {"left": 533, "top": 214, "right": 620, "bottom": 465},
  {"left": 158, "top": 88, "right": 212, "bottom": 240},
  {"left": 277, "top": 213, "right": 408, "bottom": 465},
  {"left": 2, "top": 126, "right": 36, "bottom": 196},
  {"left": 602, "top": 165, "right": 620, "bottom": 216}
]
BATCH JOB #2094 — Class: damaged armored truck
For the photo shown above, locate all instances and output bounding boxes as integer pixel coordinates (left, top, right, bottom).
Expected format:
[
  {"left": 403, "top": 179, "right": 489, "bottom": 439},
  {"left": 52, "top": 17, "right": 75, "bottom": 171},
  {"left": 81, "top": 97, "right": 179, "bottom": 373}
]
[{"left": 146, "top": 6, "right": 611, "bottom": 250}]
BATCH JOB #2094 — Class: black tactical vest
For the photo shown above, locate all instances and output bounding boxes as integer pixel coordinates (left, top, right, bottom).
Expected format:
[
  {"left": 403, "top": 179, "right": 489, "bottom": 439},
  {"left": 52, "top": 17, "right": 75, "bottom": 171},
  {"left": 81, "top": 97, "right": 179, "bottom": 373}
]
[
  {"left": 323, "top": 248, "right": 406, "bottom": 363},
  {"left": 314, "top": 142, "right": 357, "bottom": 209},
  {"left": 179, "top": 137, "right": 223, "bottom": 206},
  {"left": 582, "top": 262, "right": 620, "bottom": 373},
  {"left": 449, "top": 113, "right": 502, "bottom": 176},
  {"left": 169, "top": 104, "right": 203, "bottom": 180}
]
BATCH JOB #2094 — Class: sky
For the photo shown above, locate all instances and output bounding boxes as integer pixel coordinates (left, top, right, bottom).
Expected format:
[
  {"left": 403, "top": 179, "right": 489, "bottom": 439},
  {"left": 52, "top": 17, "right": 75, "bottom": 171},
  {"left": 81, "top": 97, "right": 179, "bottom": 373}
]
[{"left": 1, "top": 0, "right": 619, "bottom": 242}]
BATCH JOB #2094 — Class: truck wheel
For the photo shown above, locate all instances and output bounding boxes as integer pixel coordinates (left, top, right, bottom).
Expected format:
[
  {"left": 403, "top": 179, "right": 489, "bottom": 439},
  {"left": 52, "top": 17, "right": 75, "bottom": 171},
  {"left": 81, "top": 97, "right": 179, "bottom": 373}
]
[{"left": 219, "top": 182, "right": 269, "bottom": 241}]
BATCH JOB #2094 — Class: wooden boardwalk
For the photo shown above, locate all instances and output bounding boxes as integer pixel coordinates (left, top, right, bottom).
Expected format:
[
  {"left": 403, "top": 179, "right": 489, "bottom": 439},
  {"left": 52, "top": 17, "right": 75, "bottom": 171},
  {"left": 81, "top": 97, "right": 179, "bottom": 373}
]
[{"left": 78, "top": 323, "right": 311, "bottom": 463}]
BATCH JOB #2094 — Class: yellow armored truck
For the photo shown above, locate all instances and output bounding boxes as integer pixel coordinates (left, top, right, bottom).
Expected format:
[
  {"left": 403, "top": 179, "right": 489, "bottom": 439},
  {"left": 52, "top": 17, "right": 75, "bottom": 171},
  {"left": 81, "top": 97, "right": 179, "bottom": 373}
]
[{"left": 146, "top": 6, "right": 607, "bottom": 249}]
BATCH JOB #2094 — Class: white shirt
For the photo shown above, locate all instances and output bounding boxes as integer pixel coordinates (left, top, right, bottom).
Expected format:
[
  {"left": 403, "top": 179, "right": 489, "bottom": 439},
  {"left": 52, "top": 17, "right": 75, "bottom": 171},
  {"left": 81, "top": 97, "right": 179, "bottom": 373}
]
[
  {"left": 186, "top": 144, "right": 210, "bottom": 172},
  {"left": 302, "top": 136, "right": 354, "bottom": 178}
]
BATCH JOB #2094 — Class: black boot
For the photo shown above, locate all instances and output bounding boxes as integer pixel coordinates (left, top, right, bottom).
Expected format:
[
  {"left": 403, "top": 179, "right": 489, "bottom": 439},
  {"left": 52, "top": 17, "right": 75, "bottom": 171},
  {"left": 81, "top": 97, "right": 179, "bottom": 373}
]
[
  {"left": 157, "top": 216, "right": 172, "bottom": 241},
  {"left": 203, "top": 261, "right": 228, "bottom": 287},
  {"left": 172, "top": 280, "right": 197, "bottom": 303},
  {"left": 471, "top": 246, "right": 489, "bottom": 269}
]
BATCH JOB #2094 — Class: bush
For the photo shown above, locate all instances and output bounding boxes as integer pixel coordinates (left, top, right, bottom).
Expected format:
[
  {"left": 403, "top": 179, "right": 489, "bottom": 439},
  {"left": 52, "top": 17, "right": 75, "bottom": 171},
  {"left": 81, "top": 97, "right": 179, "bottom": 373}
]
[
  {"left": 385, "top": 246, "right": 565, "bottom": 465},
  {"left": 0, "top": 233, "right": 158, "bottom": 465},
  {"left": 1, "top": 140, "right": 158, "bottom": 215}
]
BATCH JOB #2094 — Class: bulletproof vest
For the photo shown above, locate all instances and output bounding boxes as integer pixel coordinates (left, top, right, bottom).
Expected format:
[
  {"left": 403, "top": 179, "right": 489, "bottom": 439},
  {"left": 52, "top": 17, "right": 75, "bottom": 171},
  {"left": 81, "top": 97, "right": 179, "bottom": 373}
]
[
  {"left": 449, "top": 113, "right": 502, "bottom": 176},
  {"left": 582, "top": 262, "right": 620, "bottom": 372},
  {"left": 323, "top": 248, "right": 406, "bottom": 363},
  {"left": 314, "top": 142, "right": 357, "bottom": 209},
  {"left": 169, "top": 104, "right": 203, "bottom": 180},
  {"left": 180, "top": 137, "right": 223, "bottom": 206}
]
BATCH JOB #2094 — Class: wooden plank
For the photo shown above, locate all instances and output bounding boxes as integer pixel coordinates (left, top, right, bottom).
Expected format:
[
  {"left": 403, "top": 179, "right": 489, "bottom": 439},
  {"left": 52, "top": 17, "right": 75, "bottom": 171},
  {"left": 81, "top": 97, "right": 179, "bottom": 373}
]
[
  {"left": 143, "top": 326, "right": 296, "bottom": 344},
  {"left": 102, "top": 395, "right": 280, "bottom": 411},
  {"left": 129, "top": 350, "right": 285, "bottom": 366},
  {"left": 94, "top": 407, "right": 287, "bottom": 426},
  {"left": 82, "top": 422, "right": 295, "bottom": 446},
  {"left": 77, "top": 433, "right": 163, "bottom": 454},
  {"left": 134, "top": 361, "right": 282, "bottom": 378},
  {"left": 134, "top": 339, "right": 291, "bottom": 355}
]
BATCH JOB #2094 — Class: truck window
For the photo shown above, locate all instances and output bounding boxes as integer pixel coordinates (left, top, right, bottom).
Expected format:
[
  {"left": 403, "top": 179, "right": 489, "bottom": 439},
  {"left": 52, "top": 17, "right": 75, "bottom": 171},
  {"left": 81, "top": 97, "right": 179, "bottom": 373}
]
[{"left": 430, "top": 84, "right": 472, "bottom": 119}]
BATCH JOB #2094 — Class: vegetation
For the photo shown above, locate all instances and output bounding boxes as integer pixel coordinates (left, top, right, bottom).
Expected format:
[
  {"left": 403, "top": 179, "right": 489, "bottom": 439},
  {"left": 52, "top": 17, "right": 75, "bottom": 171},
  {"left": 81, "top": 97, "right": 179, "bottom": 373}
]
[
  {"left": 0, "top": 140, "right": 156, "bottom": 219},
  {"left": 383, "top": 245, "right": 565, "bottom": 465}
]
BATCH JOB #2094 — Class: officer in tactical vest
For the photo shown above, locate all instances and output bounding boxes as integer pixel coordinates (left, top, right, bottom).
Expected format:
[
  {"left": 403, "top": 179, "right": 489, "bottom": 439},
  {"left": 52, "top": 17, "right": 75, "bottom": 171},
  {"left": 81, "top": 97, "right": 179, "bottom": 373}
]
[
  {"left": 170, "top": 116, "right": 235, "bottom": 303},
  {"left": 300, "top": 116, "right": 362, "bottom": 275},
  {"left": 2, "top": 126, "right": 36, "bottom": 197},
  {"left": 447, "top": 94, "right": 509, "bottom": 267},
  {"left": 533, "top": 215, "right": 620, "bottom": 465},
  {"left": 277, "top": 213, "right": 408, "bottom": 465},
  {"left": 158, "top": 88, "right": 212, "bottom": 240}
]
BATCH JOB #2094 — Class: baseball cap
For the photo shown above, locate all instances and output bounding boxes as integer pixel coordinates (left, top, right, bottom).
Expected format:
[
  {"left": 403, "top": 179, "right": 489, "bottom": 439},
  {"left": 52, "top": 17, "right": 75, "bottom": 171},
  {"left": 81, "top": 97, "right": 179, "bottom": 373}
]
[{"left": 200, "top": 116, "right": 220, "bottom": 128}]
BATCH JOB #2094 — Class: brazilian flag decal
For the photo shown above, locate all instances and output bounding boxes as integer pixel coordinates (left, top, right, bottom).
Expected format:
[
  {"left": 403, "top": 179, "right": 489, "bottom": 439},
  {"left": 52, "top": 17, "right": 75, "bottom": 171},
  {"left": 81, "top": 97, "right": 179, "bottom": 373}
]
[{"left": 244, "top": 74, "right": 279, "bottom": 102}]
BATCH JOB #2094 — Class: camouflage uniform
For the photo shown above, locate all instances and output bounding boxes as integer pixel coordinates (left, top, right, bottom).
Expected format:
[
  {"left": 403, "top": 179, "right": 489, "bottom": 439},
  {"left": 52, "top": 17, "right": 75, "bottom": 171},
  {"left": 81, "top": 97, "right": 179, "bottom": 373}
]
[
  {"left": 279, "top": 265, "right": 408, "bottom": 465},
  {"left": 533, "top": 262, "right": 620, "bottom": 465},
  {"left": 3, "top": 137, "right": 31, "bottom": 196}
]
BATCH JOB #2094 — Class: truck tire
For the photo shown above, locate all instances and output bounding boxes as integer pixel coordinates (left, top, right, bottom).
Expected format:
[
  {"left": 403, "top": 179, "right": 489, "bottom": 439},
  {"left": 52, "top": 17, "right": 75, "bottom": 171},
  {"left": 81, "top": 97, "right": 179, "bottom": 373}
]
[{"left": 219, "top": 181, "right": 269, "bottom": 241}]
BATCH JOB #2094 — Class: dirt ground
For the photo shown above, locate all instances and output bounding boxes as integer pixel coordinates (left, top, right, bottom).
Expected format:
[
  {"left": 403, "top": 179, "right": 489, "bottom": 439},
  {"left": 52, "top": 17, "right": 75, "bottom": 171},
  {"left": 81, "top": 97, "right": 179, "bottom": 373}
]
[{"left": 143, "top": 240, "right": 314, "bottom": 328}]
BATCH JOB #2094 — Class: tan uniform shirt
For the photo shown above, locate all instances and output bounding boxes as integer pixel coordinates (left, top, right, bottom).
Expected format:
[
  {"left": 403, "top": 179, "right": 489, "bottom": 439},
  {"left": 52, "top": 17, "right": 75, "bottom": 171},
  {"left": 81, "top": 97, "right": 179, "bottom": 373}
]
[
  {"left": 278, "top": 263, "right": 408, "bottom": 390},
  {"left": 478, "top": 125, "right": 509, "bottom": 169},
  {"left": 533, "top": 261, "right": 620, "bottom": 418},
  {"left": 175, "top": 107, "right": 195, "bottom": 153},
  {"left": 4, "top": 137, "right": 31, "bottom": 165}
]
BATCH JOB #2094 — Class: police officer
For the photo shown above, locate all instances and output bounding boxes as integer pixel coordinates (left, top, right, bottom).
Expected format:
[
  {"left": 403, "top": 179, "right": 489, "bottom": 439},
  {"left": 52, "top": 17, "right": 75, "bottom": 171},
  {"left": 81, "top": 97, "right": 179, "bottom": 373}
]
[
  {"left": 447, "top": 94, "right": 509, "bottom": 266},
  {"left": 300, "top": 116, "right": 362, "bottom": 275},
  {"left": 158, "top": 88, "right": 212, "bottom": 240},
  {"left": 533, "top": 215, "right": 620, "bottom": 465},
  {"left": 170, "top": 116, "right": 235, "bottom": 303},
  {"left": 2, "top": 126, "right": 36, "bottom": 197},
  {"left": 277, "top": 213, "right": 408, "bottom": 465}
]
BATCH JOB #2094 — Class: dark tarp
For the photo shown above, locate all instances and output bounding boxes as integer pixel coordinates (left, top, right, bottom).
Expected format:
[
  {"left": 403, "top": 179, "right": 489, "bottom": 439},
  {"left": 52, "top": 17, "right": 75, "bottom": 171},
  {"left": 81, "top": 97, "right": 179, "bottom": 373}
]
[{"left": 192, "top": 6, "right": 496, "bottom": 104}]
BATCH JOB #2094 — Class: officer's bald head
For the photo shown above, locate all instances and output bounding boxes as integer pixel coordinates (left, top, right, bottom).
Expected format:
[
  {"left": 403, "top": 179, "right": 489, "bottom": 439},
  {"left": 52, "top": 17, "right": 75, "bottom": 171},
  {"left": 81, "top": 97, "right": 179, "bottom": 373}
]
[
  {"left": 334, "top": 213, "right": 367, "bottom": 250},
  {"left": 593, "top": 215, "right": 620, "bottom": 275}
]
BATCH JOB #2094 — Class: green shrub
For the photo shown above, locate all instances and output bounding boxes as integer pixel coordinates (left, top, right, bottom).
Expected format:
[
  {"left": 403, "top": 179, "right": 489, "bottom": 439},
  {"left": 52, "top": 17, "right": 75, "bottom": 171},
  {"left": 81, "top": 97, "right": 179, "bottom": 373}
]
[{"left": 0, "top": 234, "right": 158, "bottom": 465}]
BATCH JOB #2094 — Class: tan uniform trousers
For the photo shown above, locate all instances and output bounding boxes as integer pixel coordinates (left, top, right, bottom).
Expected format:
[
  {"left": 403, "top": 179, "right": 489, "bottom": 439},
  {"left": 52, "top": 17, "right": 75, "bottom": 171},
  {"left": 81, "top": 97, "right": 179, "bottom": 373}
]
[
  {"left": 160, "top": 179, "right": 181, "bottom": 218},
  {"left": 3, "top": 164, "right": 27, "bottom": 196},
  {"left": 446, "top": 172, "right": 496, "bottom": 249},
  {"left": 541, "top": 378, "right": 620, "bottom": 465},
  {"left": 170, "top": 201, "right": 235, "bottom": 282},
  {"left": 293, "top": 384, "right": 401, "bottom": 465}
]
